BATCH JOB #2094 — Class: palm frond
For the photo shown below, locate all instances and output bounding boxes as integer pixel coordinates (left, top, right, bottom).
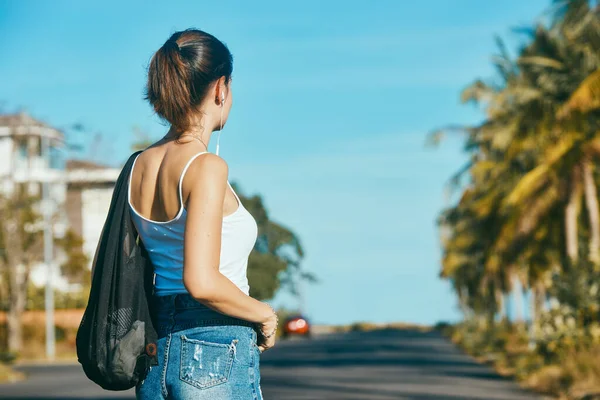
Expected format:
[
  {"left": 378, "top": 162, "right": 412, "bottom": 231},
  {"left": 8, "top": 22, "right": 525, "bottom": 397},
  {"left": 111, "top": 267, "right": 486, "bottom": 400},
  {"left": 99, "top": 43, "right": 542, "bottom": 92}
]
[
  {"left": 558, "top": 68, "right": 600, "bottom": 117},
  {"left": 505, "top": 135, "right": 576, "bottom": 206},
  {"left": 517, "top": 56, "right": 565, "bottom": 70}
]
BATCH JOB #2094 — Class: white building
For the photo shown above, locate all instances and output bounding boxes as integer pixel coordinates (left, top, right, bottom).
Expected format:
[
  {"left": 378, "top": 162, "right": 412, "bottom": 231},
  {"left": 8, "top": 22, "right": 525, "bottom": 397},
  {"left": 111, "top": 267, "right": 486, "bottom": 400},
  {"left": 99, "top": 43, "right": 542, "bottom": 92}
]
[
  {"left": 66, "top": 160, "right": 120, "bottom": 268},
  {"left": 0, "top": 112, "right": 65, "bottom": 202},
  {"left": 0, "top": 112, "right": 119, "bottom": 290}
]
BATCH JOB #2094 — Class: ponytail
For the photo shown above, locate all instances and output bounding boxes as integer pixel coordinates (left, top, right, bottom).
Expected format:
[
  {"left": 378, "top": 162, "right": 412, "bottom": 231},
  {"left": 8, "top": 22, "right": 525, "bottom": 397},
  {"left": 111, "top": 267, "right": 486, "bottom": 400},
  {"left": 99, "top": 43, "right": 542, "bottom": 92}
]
[{"left": 145, "top": 29, "right": 233, "bottom": 134}]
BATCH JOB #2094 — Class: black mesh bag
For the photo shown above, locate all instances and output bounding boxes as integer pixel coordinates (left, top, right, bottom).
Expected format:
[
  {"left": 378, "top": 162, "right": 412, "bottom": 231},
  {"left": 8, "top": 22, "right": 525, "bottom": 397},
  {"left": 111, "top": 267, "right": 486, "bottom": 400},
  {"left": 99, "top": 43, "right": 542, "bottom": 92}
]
[{"left": 76, "top": 151, "right": 158, "bottom": 391}]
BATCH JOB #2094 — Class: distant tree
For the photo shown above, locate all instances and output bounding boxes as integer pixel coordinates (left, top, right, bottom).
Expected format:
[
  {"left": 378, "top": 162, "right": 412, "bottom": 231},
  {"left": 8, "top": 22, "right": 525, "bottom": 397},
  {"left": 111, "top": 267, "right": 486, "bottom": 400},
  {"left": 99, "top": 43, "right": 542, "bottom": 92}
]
[
  {"left": 430, "top": 1, "right": 600, "bottom": 332},
  {"left": 234, "top": 183, "right": 316, "bottom": 300},
  {"left": 131, "top": 126, "right": 155, "bottom": 152},
  {"left": 0, "top": 195, "right": 88, "bottom": 353},
  {"left": 55, "top": 229, "right": 90, "bottom": 287},
  {"left": 0, "top": 191, "right": 43, "bottom": 354},
  {"left": 53, "top": 229, "right": 90, "bottom": 309}
]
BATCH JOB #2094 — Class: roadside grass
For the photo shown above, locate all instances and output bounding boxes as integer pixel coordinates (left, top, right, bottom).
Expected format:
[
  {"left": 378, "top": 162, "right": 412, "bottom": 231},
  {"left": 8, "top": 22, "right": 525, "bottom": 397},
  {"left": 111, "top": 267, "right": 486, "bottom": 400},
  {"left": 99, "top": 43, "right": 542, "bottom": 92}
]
[
  {"left": 3, "top": 308, "right": 296, "bottom": 363},
  {"left": 440, "top": 321, "right": 600, "bottom": 400},
  {"left": 0, "top": 310, "right": 82, "bottom": 365},
  {"left": 0, "top": 362, "right": 25, "bottom": 384},
  {"left": 332, "top": 321, "right": 432, "bottom": 333}
]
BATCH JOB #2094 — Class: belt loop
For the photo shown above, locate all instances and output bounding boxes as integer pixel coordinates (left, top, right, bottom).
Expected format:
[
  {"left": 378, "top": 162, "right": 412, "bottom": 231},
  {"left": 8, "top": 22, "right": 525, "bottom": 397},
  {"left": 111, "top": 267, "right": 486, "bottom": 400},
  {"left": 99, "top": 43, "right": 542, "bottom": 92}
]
[{"left": 168, "top": 294, "right": 177, "bottom": 332}]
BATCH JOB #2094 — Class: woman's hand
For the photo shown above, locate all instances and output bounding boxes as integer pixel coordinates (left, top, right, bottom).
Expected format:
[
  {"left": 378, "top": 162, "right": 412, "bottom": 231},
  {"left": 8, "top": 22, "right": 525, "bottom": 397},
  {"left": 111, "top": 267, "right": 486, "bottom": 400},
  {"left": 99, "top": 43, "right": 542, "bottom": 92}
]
[{"left": 257, "top": 311, "right": 278, "bottom": 353}]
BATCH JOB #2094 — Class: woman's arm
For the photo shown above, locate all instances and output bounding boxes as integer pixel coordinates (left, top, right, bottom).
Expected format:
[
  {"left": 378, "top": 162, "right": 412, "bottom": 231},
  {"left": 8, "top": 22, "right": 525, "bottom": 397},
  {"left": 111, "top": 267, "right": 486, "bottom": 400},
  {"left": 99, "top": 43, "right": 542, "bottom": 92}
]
[{"left": 182, "top": 153, "right": 277, "bottom": 332}]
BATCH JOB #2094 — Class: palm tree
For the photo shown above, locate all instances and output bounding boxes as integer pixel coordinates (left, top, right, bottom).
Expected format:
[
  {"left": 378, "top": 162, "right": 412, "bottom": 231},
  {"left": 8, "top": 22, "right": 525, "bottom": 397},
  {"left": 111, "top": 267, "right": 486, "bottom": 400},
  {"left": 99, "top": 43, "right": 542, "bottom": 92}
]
[
  {"left": 432, "top": 37, "right": 541, "bottom": 323},
  {"left": 434, "top": 16, "right": 600, "bottom": 318},
  {"left": 508, "top": 17, "right": 600, "bottom": 264},
  {"left": 432, "top": 1, "right": 600, "bottom": 335}
]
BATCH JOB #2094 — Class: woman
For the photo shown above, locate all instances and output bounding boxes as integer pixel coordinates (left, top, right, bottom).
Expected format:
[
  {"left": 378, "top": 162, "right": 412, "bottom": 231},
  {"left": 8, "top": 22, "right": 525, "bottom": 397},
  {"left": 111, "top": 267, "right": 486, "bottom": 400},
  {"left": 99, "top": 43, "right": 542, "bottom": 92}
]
[{"left": 129, "top": 28, "right": 277, "bottom": 399}]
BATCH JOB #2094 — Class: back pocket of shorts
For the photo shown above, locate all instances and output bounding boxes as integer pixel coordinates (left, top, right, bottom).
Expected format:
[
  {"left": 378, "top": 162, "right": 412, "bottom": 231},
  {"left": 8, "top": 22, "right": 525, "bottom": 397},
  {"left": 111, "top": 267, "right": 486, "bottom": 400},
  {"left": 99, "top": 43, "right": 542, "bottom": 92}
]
[{"left": 180, "top": 335, "right": 235, "bottom": 390}]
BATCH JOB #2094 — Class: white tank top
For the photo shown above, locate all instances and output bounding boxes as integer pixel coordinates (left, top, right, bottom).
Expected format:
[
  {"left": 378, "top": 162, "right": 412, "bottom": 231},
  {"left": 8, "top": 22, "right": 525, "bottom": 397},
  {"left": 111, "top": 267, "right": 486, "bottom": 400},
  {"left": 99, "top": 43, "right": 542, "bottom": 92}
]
[{"left": 127, "top": 152, "right": 258, "bottom": 296}]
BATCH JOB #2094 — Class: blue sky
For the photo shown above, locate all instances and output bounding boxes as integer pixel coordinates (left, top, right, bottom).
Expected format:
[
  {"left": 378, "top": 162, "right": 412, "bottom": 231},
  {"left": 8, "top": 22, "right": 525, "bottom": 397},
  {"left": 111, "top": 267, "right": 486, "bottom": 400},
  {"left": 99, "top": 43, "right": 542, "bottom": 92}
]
[{"left": 1, "top": 0, "right": 550, "bottom": 325}]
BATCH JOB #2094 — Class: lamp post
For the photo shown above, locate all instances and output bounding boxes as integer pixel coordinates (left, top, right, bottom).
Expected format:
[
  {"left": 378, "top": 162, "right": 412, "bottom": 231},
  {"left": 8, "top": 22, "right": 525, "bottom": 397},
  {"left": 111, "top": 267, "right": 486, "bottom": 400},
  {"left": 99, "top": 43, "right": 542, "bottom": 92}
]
[
  {"left": 41, "top": 122, "right": 88, "bottom": 360},
  {"left": 42, "top": 135, "right": 55, "bottom": 360}
]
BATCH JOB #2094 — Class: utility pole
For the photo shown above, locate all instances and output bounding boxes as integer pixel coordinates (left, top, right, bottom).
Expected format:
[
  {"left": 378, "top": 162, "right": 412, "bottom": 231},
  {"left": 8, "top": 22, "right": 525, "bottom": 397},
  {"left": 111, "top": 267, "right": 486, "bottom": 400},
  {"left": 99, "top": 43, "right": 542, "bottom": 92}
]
[{"left": 42, "top": 135, "right": 55, "bottom": 360}]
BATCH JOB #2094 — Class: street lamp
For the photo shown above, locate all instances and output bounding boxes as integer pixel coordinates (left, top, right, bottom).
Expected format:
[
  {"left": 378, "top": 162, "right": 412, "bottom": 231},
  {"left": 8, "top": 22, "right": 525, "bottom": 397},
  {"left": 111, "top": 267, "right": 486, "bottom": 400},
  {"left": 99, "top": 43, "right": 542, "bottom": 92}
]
[
  {"left": 40, "top": 127, "right": 80, "bottom": 360},
  {"left": 41, "top": 135, "right": 55, "bottom": 360}
]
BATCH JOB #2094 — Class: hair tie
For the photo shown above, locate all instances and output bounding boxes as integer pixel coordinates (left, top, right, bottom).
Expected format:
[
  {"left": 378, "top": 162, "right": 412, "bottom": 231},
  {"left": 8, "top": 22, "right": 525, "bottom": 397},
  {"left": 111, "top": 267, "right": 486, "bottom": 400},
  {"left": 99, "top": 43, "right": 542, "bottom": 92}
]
[{"left": 165, "top": 39, "right": 180, "bottom": 52}]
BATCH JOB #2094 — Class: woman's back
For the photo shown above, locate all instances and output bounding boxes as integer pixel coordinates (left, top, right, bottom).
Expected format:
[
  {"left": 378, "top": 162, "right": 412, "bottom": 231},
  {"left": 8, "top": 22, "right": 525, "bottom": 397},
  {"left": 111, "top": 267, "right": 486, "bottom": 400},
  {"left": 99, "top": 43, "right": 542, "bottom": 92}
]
[
  {"left": 128, "top": 142, "right": 239, "bottom": 223},
  {"left": 128, "top": 140, "right": 258, "bottom": 296}
]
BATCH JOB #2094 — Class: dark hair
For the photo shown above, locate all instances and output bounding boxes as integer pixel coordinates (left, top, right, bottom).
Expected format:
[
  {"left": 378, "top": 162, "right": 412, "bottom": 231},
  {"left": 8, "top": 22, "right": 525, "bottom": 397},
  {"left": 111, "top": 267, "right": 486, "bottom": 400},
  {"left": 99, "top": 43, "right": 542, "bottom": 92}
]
[{"left": 145, "top": 29, "right": 233, "bottom": 133}]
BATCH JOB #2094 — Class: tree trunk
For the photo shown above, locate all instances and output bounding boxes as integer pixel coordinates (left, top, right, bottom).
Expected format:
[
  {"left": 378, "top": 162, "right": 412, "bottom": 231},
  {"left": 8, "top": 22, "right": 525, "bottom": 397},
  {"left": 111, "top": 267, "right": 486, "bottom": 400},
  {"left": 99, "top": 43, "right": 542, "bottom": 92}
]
[
  {"left": 513, "top": 275, "right": 524, "bottom": 322},
  {"left": 536, "top": 284, "right": 546, "bottom": 316},
  {"left": 0, "top": 193, "right": 44, "bottom": 356},
  {"left": 504, "top": 292, "right": 511, "bottom": 321},
  {"left": 7, "top": 263, "right": 27, "bottom": 353},
  {"left": 583, "top": 159, "right": 600, "bottom": 264},
  {"left": 497, "top": 290, "right": 506, "bottom": 322},
  {"left": 528, "top": 286, "right": 536, "bottom": 349},
  {"left": 566, "top": 164, "right": 583, "bottom": 263},
  {"left": 528, "top": 284, "right": 545, "bottom": 327},
  {"left": 6, "top": 311, "right": 22, "bottom": 353},
  {"left": 458, "top": 285, "right": 475, "bottom": 321},
  {"left": 530, "top": 287, "right": 536, "bottom": 326}
]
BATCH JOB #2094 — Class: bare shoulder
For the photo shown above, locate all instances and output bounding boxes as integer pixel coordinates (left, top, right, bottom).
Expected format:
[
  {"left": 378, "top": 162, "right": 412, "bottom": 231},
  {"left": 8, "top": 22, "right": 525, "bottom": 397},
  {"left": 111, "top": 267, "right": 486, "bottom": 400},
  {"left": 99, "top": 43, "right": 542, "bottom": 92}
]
[
  {"left": 184, "top": 152, "right": 229, "bottom": 189},
  {"left": 191, "top": 152, "right": 227, "bottom": 175},
  {"left": 133, "top": 145, "right": 163, "bottom": 166}
]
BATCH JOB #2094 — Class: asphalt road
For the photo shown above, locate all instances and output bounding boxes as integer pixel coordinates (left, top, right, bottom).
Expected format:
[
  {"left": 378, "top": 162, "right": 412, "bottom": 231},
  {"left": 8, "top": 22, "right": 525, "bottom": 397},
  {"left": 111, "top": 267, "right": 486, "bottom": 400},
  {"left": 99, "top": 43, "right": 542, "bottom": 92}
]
[{"left": 0, "top": 328, "right": 542, "bottom": 400}]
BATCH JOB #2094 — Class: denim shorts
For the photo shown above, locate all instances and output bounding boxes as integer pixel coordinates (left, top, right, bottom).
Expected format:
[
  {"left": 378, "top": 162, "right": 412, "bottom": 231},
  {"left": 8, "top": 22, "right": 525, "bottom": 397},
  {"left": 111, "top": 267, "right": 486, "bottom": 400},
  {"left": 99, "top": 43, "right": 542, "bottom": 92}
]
[{"left": 135, "top": 293, "right": 263, "bottom": 400}]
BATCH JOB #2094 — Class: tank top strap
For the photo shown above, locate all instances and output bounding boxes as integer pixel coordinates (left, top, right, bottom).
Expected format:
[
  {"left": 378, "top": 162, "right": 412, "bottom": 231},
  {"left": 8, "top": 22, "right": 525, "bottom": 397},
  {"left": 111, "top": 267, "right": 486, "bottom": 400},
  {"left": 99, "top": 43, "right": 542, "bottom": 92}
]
[
  {"left": 178, "top": 152, "right": 210, "bottom": 208},
  {"left": 227, "top": 181, "right": 241, "bottom": 207}
]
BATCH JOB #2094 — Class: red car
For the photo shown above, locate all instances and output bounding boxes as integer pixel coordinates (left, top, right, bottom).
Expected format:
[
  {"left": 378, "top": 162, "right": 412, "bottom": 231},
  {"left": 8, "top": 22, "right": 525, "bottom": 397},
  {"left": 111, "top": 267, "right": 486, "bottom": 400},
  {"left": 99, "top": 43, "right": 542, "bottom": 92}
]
[{"left": 282, "top": 315, "right": 311, "bottom": 338}]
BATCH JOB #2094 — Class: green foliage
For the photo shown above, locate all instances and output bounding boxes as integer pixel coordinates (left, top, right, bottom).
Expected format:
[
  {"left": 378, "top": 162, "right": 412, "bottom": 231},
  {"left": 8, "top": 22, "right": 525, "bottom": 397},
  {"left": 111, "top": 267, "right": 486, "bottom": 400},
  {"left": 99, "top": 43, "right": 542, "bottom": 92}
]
[
  {"left": 55, "top": 229, "right": 90, "bottom": 287},
  {"left": 25, "top": 282, "right": 89, "bottom": 310},
  {"left": 0, "top": 189, "right": 45, "bottom": 353},
  {"left": 0, "top": 320, "right": 78, "bottom": 361},
  {"left": 20, "top": 228, "right": 90, "bottom": 312},
  {"left": 533, "top": 258, "right": 600, "bottom": 361},
  {"left": 447, "top": 318, "right": 600, "bottom": 398},
  {"left": 234, "top": 184, "right": 315, "bottom": 300},
  {"left": 434, "top": 2, "right": 600, "bottom": 396},
  {"left": 0, "top": 189, "right": 43, "bottom": 269},
  {"left": 247, "top": 252, "right": 286, "bottom": 300},
  {"left": 548, "top": 258, "right": 600, "bottom": 316},
  {"left": 349, "top": 322, "right": 379, "bottom": 332},
  {"left": 0, "top": 363, "right": 24, "bottom": 383},
  {"left": 130, "top": 126, "right": 154, "bottom": 152},
  {"left": 433, "top": 0, "right": 600, "bottom": 323}
]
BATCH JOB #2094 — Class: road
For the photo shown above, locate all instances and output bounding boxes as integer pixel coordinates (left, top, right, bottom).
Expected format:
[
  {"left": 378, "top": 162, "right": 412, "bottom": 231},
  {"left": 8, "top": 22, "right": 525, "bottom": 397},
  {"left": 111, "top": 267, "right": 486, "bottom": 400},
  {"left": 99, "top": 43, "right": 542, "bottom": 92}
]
[{"left": 0, "top": 328, "right": 541, "bottom": 400}]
